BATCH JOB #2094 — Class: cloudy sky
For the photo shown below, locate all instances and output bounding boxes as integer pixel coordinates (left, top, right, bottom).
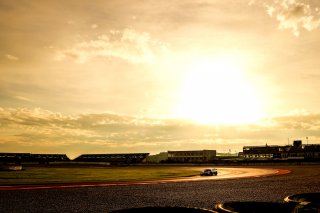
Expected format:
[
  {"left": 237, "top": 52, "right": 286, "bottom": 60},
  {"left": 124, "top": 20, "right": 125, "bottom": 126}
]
[{"left": 1, "top": 0, "right": 320, "bottom": 158}]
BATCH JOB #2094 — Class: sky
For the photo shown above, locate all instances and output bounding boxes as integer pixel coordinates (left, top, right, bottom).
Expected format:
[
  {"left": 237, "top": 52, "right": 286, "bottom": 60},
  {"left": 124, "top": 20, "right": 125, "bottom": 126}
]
[{"left": 1, "top": 0, "right": 320, "bottom": 158}]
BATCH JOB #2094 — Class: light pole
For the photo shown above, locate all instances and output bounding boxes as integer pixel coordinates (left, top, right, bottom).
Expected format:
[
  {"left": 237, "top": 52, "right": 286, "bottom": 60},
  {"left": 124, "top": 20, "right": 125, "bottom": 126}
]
[{"left": 306, "top": 137, "right": 308, "bottom": 145}]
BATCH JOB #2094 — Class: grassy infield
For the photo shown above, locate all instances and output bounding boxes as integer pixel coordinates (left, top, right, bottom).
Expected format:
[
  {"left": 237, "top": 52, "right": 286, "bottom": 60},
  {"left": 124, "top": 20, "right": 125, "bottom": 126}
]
[{"left": 0, "top": 165, "right": 202, "bottom": 185}]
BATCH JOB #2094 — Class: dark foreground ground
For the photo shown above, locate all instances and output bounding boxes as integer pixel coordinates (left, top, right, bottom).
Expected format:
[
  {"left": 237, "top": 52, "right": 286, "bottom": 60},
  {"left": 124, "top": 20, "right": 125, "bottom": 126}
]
[{"left": 1, "top": 165, "right": 320, "bottom": 213}]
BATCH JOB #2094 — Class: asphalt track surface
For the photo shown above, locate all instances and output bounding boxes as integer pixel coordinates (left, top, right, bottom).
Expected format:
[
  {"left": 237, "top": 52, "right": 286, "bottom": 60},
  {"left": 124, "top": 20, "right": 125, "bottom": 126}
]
[
  {"left": 1, "top": 165, "right": 320, "bottom": 212},
  {"left": 0, "top": 167, "right": 288, "bottom": 191}
]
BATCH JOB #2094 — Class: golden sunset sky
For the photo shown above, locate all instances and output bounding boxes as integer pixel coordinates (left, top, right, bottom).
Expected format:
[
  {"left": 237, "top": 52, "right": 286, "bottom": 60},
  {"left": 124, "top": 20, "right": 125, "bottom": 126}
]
[{"left": 1, "top": 0, "right": 320, "bottom": 158}]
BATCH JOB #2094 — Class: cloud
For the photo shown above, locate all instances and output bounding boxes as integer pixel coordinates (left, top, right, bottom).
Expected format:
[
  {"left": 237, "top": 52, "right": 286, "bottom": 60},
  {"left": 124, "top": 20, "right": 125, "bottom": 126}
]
[
  {"left": 1, "top": 107, "right": 320, "bottom": 155},
  {"left": 5, "top": 54, "right": 19, "bottom": 61},
  {"left": 268, "top": 112, "right": 320, "bottom": 131},
  {"left": 248, "top": 0, "right": 255, "bottom": 6},
  {"left": 14, "top": 96, "right": 32, "bottom": 102},
  {"left": 91, "top": 24, "right": 98, "bottom": 29},
  {"left": 55, "top": 28, "right": 169, "bottom": 64},
  {"left": 265, "top": 0, "right": 320, "bottom": 36}
]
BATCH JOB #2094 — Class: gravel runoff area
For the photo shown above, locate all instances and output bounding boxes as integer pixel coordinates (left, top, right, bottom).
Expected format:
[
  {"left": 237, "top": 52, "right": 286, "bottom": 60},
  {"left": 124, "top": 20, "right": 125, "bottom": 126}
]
[{"left": 1, "top": 165, "right": 320, "bottom": 213}]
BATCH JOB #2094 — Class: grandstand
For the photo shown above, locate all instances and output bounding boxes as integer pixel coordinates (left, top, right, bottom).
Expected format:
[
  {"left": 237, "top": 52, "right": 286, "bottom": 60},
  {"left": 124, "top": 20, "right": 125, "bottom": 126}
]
[
  {"left": 30, "top": 154, "right": 70, "bottom": 164},
  {"left": 73, "top": 153, "right": 149, "bottom": 164},
  {"left": 0, "top": 153, "right": 70, "bottom": 164}
]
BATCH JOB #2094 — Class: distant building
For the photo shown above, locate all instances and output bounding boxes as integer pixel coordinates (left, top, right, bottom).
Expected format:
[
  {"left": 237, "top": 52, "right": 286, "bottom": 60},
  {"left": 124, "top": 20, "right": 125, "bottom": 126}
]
[
  {"left": 241, "top": 140, "right": 320, "bottom": 160},
  {"left": 167, "top": 150, "right": 216, "bottom": 163},
  {"left": 242, "top": 145, "right": 285, "bottom": 159}
]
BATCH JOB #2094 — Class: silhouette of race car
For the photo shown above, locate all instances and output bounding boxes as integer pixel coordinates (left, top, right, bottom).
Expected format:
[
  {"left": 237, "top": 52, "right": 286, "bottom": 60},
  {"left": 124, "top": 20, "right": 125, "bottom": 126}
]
[{"left": 200, "top": 168, "right": 218, "bottom": 176}]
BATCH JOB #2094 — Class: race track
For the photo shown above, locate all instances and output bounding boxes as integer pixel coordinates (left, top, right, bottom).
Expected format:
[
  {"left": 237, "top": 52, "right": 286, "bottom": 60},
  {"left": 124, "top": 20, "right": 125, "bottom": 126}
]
[
  {"left": 0, "top": 165, "right": 319, "bottom": 213},
  {"left": 0, "top": 167, "right": 289, "bottom": 191}
]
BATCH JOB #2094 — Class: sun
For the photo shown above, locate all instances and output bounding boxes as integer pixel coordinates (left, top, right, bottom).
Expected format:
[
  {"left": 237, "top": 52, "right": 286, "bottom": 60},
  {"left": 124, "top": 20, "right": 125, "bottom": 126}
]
[{"left": 175, "top": 56, "right": 264, "bottom": 125}]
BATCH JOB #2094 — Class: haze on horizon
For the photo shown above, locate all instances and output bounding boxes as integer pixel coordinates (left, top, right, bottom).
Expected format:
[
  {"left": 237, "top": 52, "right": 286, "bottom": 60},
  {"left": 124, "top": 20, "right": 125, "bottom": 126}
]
[{"left": 1, "top": 0, "right": 320, "bottom": 158}]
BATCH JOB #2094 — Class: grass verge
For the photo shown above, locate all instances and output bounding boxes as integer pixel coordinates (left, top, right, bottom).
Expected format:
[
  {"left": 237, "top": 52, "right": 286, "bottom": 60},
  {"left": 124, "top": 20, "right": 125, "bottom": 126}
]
[{"left": 0, "top": 165, "right": 201, "bottom": 185}]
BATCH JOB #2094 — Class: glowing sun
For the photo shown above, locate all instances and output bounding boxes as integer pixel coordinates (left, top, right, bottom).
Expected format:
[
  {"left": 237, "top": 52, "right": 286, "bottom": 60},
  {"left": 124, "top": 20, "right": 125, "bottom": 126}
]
[{"left": 176, "top": 56, "right": 264, "bottom": 125}]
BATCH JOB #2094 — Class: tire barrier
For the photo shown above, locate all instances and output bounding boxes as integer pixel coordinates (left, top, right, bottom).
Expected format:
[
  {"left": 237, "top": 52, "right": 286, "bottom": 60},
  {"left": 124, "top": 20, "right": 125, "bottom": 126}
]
[
  {"left": 213, "top": 201, "right": 296, "bottom": 213},
  {"left": 284, "top": 193, "right": 320, "bottom": 212},
  {"left": 110, "top": 207, "right": 218, "bottom": 213}
]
